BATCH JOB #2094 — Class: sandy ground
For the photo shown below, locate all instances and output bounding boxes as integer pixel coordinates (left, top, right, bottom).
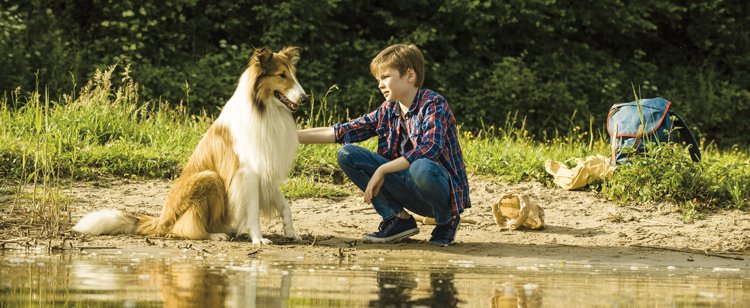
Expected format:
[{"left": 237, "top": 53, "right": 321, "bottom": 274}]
[{"left": 1, "top": 176, "right": 748, "bottom": 269}]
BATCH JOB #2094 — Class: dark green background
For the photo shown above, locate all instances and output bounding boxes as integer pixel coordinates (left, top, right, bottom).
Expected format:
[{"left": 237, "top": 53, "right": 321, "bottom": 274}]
[{"left": 1, "top": 0, "right": 748, "bottom": 145}]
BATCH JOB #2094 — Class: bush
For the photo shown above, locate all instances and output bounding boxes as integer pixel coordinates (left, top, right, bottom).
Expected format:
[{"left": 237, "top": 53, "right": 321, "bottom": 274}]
[
  {"left": 601, "top": 142, "right": 750, "bottom": 216},
  {"left": 1, "top": 0, "right": 748, "bottom": 146}
]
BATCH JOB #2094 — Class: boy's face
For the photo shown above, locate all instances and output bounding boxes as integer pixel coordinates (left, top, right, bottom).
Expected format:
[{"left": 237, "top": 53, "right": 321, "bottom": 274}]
[{"left": 376, "top": 68, "right": 416, "bottom": 103}]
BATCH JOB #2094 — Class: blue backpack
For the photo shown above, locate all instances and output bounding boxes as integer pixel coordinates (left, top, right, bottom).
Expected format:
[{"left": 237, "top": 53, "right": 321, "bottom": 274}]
[{"left": 606, "top": 97, "right": 701, "bottom": 165}]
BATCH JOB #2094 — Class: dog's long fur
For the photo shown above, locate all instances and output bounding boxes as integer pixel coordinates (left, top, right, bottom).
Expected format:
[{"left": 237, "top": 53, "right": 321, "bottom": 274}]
[{"left": 73, "top": 47, "right": 308, "bottom": 244}]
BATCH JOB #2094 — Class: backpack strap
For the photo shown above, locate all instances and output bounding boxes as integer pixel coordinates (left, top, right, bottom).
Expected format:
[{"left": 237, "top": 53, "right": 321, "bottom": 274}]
[
  {"left": 627, "top": 124, "right": 645, "bottom": 161},
  {"left": 669, "top": 111, "right": 701, "bottom": 162},
  {"left": 610, "top": 123, "right": 618, "bottom": 166}
]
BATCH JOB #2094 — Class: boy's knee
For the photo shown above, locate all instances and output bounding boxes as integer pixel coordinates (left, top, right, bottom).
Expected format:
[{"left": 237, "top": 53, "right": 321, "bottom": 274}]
[
  {"left": 410, "top": 159, "right": 442, "bottom": 188},
  {"left": 336, "top": 144, "right": 359, "bottom": 166}
]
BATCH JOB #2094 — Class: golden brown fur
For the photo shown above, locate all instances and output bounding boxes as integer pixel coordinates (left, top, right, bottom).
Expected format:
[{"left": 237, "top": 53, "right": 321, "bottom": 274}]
[{"left": 136, "top": 124, "right": 238, "bottom": 239}]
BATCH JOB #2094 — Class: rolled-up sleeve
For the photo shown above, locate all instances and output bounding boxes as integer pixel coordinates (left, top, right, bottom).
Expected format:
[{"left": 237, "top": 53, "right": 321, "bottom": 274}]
[
  {"left": 403, "top": 98, "right": 447, "bottom": 163},
  {"left": 333, "top": 107, "right": 381, "bottom": 144}
]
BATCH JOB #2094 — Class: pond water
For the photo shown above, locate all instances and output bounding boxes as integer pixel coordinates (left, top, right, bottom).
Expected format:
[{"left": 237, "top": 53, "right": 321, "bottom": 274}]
[{"left": 1, "top": 248, "right": 747, "bottom": 307}]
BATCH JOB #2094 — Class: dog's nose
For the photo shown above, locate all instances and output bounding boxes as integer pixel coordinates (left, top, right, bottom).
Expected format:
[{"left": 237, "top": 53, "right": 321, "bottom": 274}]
[{"left": 300, "top": 94, "right": 310, "bottom": 105}]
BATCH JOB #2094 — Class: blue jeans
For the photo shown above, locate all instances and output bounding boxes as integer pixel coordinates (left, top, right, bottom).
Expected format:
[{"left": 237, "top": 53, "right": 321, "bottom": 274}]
[{"left": 337, "top": 144, "right": 453, "bottom": 225}]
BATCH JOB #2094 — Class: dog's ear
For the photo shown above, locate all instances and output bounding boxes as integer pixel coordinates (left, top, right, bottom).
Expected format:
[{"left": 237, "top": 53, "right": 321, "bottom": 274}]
[
  {"left": 279, "top": 46, "right": 302, "bottom": 66},
  {"left": 250, "top": 47, "right": 273, "bottom": 73}
]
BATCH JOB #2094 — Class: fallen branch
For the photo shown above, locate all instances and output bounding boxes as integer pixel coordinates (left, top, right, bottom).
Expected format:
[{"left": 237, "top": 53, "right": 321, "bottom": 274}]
[
  {"left": 642, "top": 223, "right": 682, "bottom": 228},
  {"left": 349, "top": 207, "right": 375, "bottom": 213},
  {"left": 628, "top": 234, "right": 670, "bottom": 246},
  {"left": 0, "top": 236, "right": 40, "bottom": 249},
  {"left": 632, "top": 245, "right": 744, "bottom": 261},
  {"left": 413, "top": 214, "right": 478, "bottom": 225},
  {"left": 74, "top": 246, "right": 120, "bottom": 251},
  {"left": 475, "top": 212, "right": 494, "bottom": 222},
  {"left": 177, "top": 243, "right": 210, "bottom": 254},
  {"left": 0, "top": 238, "right": 31, "bottom": 243}
]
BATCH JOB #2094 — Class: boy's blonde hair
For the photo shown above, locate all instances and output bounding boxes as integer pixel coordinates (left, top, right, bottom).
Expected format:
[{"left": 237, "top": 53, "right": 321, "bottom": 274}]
[{"left": 370, "top": 44, "right": 425, "bottom": 88}]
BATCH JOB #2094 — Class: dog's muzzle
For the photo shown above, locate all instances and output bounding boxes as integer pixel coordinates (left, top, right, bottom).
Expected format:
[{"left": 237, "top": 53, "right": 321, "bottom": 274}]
[{"left": 274, "top": 91, "right": 309, "bottom": 113}]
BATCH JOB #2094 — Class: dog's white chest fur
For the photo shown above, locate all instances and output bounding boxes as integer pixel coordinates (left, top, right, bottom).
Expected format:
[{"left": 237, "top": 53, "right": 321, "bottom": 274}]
[{"left": 218, "top": 72, "right": 298, "bottom": 182}]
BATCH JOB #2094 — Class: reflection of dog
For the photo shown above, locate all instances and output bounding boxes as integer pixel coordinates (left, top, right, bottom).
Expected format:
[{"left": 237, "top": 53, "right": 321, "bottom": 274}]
[
  {"left": 141, "top": 261, "right": 228, "bottom": 308},
  {"left": 73, "top": 259, "right": 228, "bottom": 307},
  {"left": 73, "top": 47, "right": 308, "bottom": 244}
]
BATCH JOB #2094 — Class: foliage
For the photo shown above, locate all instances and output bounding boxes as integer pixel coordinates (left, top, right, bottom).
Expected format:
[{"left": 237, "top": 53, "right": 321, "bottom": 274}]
[
  {"left": 601, "top": 142, "right": 749, "bottom": 220},
  {"left": 1, "top": 0, "right": 748, "bottom": 146}
]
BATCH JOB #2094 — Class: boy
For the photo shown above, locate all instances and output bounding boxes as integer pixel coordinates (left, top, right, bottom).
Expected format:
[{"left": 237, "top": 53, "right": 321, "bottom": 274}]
[{"left": 298, "top": 44, "right": 470, "bottom": 246}]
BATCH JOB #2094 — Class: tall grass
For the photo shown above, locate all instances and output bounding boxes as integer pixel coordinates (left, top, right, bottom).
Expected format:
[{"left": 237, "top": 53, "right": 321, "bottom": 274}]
[
  {"left": 1, "top": 87, "right": 71, "bottom": 236},
  {"left": 1, "top": 66, "right": 210, "bottom": 181},
  {"left": 1, "top": 66, "right": 748, "bottom": 233},
  {"left": 461, "top": 111, "right": 606, "bottom": 184}
]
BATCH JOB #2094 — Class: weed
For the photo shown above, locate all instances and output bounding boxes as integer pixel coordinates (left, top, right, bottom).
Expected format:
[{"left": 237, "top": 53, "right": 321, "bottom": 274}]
[{"left": 282, "top": 176, "right": 351, "bottom": 200}]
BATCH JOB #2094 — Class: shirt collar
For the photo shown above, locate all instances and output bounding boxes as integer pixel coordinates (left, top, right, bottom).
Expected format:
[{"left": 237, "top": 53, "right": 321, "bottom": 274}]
[{"left": 392, "top": 89, "right": 423, "bottom": 117}]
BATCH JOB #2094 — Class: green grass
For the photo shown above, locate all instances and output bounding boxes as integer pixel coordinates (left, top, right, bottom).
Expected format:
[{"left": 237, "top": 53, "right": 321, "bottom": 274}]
[
  {"left": 1, "top": 66, "right": 208, "bottom": 181},
  {"left": 602, "top": 143, "right": 750, "bottom": 219},
  {"left": 1, "top": 65, "right": 748, "bottom": 232},
  {"left": 461, "top": 112, "right": 605, "bottom": 184}
]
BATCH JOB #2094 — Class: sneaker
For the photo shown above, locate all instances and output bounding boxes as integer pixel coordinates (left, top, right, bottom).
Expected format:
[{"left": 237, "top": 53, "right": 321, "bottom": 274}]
[
  {"left": 362, "top": 216, "right": 419, "bottom": 243},
  {"left": 429, "top": 215, "right": 460, "bottom": 246}
]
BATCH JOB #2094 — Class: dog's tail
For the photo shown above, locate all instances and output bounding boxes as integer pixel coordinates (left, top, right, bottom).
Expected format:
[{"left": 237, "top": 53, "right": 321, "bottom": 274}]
[
  {"left": 72, "top": 209, "right": 164, "bottom": 236},
  {"left": 72, "top": 209, "right": 139, "bottom": 235}
]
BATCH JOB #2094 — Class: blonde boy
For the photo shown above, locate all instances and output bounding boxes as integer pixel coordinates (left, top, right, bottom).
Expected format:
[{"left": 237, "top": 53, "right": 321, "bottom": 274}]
[{"left": 298, "top": 44, "right": 470, "bottom": 246}]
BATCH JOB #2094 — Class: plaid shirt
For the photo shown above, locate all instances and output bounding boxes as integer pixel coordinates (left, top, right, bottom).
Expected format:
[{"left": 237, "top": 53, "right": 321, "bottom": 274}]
[{"left": 333, "top": 89, "right": 471, "bottom": 215}]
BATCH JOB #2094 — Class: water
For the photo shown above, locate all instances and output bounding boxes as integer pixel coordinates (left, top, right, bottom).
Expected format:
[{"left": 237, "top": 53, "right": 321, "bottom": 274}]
[{"left": 1, "top": 248, "right": 748, "bottom": 307}]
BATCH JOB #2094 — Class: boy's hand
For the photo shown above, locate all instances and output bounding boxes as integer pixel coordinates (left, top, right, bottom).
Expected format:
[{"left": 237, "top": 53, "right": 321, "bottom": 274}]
[
  {"left": 364, "top": 169, "right": 385, "bottom": 204},
  {"left": 363, "top": 157, "right": 410, "bottom": 204}
]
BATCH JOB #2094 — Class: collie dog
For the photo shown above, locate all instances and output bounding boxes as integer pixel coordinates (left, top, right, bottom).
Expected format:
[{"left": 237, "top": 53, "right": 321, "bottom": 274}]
[{"left": 73, "top": 47, "right": 308, "bottom": 244}]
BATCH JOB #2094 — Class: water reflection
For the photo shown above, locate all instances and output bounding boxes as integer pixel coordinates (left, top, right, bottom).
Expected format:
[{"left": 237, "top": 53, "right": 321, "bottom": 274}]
[
  {"left": 1, "top": 250, "right": 748, "bottom": 307},
  {"left": 370, "top": 271, "right": 459, "bottom": 307},
  {"left": 222, "top": 260, "right": 293, "bottom": 307},
  {"left": 491, "top": 282, "right": 543, "bottom": 308},
  {"left": 69, "top": 258, "right": 232, "bottom": 306},
  {"left": 144, "top": 262, "right": 228, "bottom": 308}
]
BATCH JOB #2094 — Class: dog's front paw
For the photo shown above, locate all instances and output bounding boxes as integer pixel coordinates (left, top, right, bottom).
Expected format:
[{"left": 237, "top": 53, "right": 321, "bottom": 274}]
[
  {"left": 286, "top": 234, "right": 302, "bottom": 242},
  {"left": 209, "top": 233, "right": 230, "bottom": 241},
  {"left": 251, "top": 237, "right": 273, "bottom": 245}
]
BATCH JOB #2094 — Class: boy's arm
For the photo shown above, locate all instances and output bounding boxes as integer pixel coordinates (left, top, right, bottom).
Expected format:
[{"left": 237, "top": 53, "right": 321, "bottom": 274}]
[
  {"left": 308, "top": 103, "right": 385, "bottom": 145},
  {"left": 298, "top": 127, "right": 336, "bottom": 144},
  {"left": 376, "top": 156, "right": 410, "bottom": 174}
]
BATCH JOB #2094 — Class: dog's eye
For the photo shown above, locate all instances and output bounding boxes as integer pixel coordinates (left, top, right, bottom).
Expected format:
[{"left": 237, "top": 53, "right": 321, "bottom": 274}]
[{"left": 279, "top": 73, "right": 287, "bottom": 79}]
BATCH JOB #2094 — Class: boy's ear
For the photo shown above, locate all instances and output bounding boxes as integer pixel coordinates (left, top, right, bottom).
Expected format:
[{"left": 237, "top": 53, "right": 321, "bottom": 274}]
[
  {"left": 250, "top": 47, "right": 273, "bottom": 73},
  {"left": 279, "top": 46, "right": 302, "bottom": 66},
  {"left": 407, "top": 68, "right": 417, "bottom": 84}
]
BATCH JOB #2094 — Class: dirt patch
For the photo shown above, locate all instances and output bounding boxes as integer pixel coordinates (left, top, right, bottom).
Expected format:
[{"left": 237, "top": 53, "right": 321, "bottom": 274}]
[{"left": 2, "top": 177, "right": 748, "bottom": 268}]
